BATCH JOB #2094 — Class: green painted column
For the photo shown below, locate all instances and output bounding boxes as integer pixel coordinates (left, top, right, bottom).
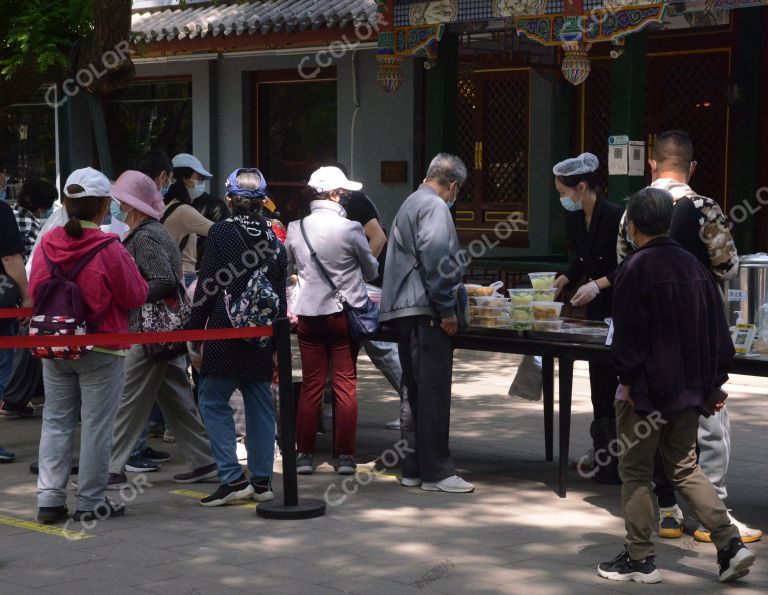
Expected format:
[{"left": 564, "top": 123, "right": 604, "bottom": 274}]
[
  {"left": 607, "top": 32, "right": 647, "bottom": 205},
  {"left": 730, "top": 17, "right": 762, "bottom": 255},
  {"left": 425, "top": 32, "right": 459, "bottom": 166}
]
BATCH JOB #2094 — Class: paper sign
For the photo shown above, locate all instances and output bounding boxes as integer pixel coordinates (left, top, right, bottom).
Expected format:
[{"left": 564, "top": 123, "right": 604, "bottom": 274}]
[
  {"left": 608, "top": 136, "right": 628, "bottom": 175},
  {"left": 629, "top": 141, "right": 646, "bottom": 176},
  {"left": 732, "top": 323, "right": 757, "bottom": 354},
  {"left": 728, "top": 289, "right": 747, "bottom": 302},
  {"left": 605, "top": 318, "right": 614, "bottom": 346}
]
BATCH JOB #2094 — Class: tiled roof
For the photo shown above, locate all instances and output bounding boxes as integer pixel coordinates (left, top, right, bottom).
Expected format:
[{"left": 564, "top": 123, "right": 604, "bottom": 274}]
[{"left": 131, "top": 0, "right": 380, "bottom": 42}]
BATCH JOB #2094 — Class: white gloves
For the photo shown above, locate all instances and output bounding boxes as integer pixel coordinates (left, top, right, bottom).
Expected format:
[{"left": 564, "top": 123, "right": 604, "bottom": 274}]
[{"left": 570, "top": 280, "right": 600, "bottom": 307}]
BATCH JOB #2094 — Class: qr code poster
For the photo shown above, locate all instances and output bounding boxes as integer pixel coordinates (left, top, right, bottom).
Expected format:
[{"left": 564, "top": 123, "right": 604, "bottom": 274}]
[
  {"left": 608, "top": 135, "right": 629, "bottom": 176},
  {"left": 629, "top": 141, "right": 646, "bottom": 177}
]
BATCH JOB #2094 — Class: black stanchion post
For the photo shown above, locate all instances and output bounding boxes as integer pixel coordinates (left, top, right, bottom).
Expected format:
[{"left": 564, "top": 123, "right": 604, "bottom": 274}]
[{"left": 257, "top": 318, "right": 326, "bottom": 520}]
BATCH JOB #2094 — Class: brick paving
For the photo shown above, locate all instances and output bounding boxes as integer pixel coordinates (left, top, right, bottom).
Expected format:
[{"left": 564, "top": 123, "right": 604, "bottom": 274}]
[{"left": 0, "top": 349, "right": 765, "bottom": 594}]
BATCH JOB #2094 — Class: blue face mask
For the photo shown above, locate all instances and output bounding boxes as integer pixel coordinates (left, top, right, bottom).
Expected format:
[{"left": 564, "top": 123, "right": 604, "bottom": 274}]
[
  {"left": 188, "top": 181, "right": 206, "bottom": 200},
  {"left": 160, "top": 185, "right": 170, "bottom": 197},
  {"left": 111, "top": 200, "right": 128, "bottom": 223},
  {"left": 560, "top": 196, "right": 583, "bottom": 212},
  {"left": 0, "top": 188, "right": 6, "bottom": 202}
]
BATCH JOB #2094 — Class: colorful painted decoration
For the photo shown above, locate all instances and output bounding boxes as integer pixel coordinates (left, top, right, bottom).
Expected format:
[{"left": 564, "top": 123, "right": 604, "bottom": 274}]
[
  {"left": 561, "top": 42, "right": 592, "bottom": 86},
  {"left": 376, "top": 55, "right": 403, "bottom": 94}
]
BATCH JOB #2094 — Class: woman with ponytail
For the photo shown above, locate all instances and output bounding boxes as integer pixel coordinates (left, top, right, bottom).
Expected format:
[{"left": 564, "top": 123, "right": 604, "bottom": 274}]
[{"left": 29, "top": 168, "right": 147, "bottom": 525}]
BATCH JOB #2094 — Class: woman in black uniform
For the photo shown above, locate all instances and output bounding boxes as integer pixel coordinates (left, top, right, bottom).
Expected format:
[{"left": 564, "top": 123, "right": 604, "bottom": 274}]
[{"left": 551, "top": 153, "right": 623, "bottom": 484}]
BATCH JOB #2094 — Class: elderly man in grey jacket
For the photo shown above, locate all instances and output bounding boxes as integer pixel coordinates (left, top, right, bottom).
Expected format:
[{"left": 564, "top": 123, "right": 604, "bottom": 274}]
[{"left": 380, "top": 153, "right": 473, "bottom": 493}]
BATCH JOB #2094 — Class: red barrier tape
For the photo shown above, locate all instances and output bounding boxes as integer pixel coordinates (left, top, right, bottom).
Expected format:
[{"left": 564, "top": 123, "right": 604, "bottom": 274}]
[
  {"left": 0, "top": 326, "right": 273, "bottom": 349},
  {"left": 0, "top": 308, "right": 32, "bottom": 319}
]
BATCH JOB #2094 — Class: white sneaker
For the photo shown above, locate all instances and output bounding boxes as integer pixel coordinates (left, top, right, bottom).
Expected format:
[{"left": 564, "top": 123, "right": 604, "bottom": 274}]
[
  {"left": 400, "top": 477, "right": 422, "bottom": 487},
  {"left": 162, "top": 429, "right": 176, "bottom": 443},
  {"left": 421, "top": 475, "right": 474, "bottom": 493},
  {"left": 236, "top": 440, "right": 248, "bottom": 462},
  {"left": 385, "top": 419, "right": 401, "bottom": 430},
  {"left": 695, "top": 511, "right": 764, "bottom": 544}
]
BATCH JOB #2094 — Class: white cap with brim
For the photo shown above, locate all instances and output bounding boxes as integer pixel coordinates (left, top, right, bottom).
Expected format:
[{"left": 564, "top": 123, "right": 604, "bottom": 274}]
[
  {"left": 63, "top": 167, "right": 112, "bottom": 198},
  {"left": 308, "top": 166, "right": 362, "bottom": 194},
  {"left": 172, "top": 153, "right": 212, "bottom": 178}
]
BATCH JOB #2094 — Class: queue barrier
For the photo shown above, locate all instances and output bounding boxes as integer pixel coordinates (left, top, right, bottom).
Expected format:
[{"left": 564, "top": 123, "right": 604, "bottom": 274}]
[{"left": 0, "top": 307, "right": 325, "bottom": 520}]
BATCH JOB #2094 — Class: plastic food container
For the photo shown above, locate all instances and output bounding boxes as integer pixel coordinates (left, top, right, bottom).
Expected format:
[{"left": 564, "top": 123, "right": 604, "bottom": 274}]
[
  {"left": 464, "top": 280, "right": 504, "bottom": 297},
  {"left": 469, "top": 296, "right": 510, "bottom": 308},
  {"left": 533, "top": 288, "right": 557, "bottom": 302},
  {"left": 509, "top": 306, "right": 533, "bottom": 322},
  {"left": 470, "top": 316, "right": 511, "bottom": 329},
  {"left": 470, "top": 306, "right": 510, "bottom": 317},
  {"left": 508, "top": 288, "right": 535, "bottom": 305},
  {"left": 529, "top": 272, "right": 557, "bottom": 290},
  {"left": 533, "top": 320, "right": 564, "bottom": 332},
  {"left": 511, "top": 321, "right": 533, "bottom": 332},
  {"left": 532, "top": 301, "right": 564, "bottom": 321}
]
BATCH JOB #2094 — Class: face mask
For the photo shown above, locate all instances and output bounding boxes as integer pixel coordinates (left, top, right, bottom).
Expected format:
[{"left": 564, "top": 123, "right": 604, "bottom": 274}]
[
  {"left": 560, "top": 196, "right": 583, "bottom": 212},
  {"left": 160, "top": 184, "right": 171, "bottom": 197},
  {"left": 111, "top": 200, "right": 128, "bottom": 223},
  {"left": 0, "top": 188, "right": 6, "bottom": 202},
  {"left": 188, "top": 182, "right": 206, "bottom": 200},
  {"left": 447, "top": 185, "right": 458, "bottom": 208},
  {"left": 627, "top": 225, "right": 638, "bottom": 251},
  {"left": 337, "top": 192, "right": 351, "bottom": 210},
  {"left": 42, "top": 207, "right": 54, "bottom": 219}
]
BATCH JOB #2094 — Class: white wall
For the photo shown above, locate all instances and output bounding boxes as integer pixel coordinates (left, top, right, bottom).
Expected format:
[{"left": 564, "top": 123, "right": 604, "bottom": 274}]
[{"left": 135, "top": 48, "right": 416, "bottom": 225}]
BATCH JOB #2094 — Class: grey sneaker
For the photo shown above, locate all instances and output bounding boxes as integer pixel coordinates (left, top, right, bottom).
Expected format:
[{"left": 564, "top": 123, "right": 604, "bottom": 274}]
[
  {"left": 337, "top": 455, "right": 356, "bottom": 475},
  {"left": 400, "top": 477, "right": 422, "bottom": 487},
  {"left": 296, "top": 453, "right": 313, "bottom": 475},
  {"left": 385, "top": 419, "right": 401, "bottom": 430},
  {"left": 421, "top": 475, "right": 475, "bottom": 493}
]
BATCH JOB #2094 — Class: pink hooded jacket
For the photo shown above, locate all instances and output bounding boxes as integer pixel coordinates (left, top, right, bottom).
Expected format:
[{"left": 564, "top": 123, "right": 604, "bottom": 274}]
[{"left": 29, "top": 226, "right": 148, "bottom": 351}]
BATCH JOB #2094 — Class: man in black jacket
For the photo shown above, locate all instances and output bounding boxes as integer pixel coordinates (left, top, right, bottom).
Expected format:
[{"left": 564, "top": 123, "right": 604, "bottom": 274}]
[{"left": 598, "top": 188, "right": 755, "bottom": 585}]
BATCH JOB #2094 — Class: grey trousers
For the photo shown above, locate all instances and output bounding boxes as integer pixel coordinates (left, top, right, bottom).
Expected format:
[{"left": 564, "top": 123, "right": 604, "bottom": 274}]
[
  {"left": 617, "top": 401, "right": 737, "bottom": 560},
  {"left": 38, "top": 352, "right": 125, "bottom": 511},
  {"left": 395, "top": 316, "right": 456, "bottom": 483},
  {"left": 110, "top": 346, "right": 213, "bottom": 474},
  {"left": 362, "top": 340, "right": 402, "bottom": 395},
  {"left": 698, "top": 406, "right": 730, "bottom": 500}
]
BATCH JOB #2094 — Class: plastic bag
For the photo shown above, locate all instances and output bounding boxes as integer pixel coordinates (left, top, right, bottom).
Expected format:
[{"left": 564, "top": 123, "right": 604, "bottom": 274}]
[{"left": 508, "top": 355, "right": 543, "bottom": 401}]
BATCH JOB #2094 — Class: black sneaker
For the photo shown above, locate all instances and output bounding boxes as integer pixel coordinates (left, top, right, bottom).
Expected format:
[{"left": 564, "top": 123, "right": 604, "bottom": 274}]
[
  {"left": 0, "top": 400, "right": 38, "bottom": 418},
  {"left": 139, "top": 446, "right": 171, "bottom": 463},
  {"left": 200, "top": 475, "right": 254, "bottom": 507},
  {"left": 718, "top": 537, "right": 756, "bottom": 583},
  {"left": 251, "top": 477, "right": 274, "bottom": 503},
  {"left": 73, "top": 497, "right": 126, "bottom": 522},
  {"left": 37, "top": 506, "right": 68, "bottom": 524},
  {"left": 598, "top": 550, "right": 662, "bottom": 583},
  {"left": 173, "top": 463, "right": 218, "bottom": 484},
  {"left": 125, "top": 456, "right": 160, "bottom": 473}
]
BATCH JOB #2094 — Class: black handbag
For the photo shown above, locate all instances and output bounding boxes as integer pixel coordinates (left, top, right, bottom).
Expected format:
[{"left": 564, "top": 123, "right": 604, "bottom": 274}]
[
  {"left": 299, "top": 219, "right": 379, "bottom": 341},
  {"left": 0, "top": 274, "right": 20, "bottom": 308}
]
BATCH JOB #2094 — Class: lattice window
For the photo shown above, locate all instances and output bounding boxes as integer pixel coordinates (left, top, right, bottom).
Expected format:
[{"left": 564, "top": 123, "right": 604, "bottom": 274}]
[
  {"left": 584, "top": 61, "right": 612, "bottom": 195},
  {"left": 482, "top": 76, "right": 529, "bottom": 204},
  {"left": 648, "top": 53, "right": 729, "bottom": 203}
]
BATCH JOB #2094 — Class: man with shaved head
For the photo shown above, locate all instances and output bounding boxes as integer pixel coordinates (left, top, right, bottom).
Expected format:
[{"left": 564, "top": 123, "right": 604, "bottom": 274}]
[{"left": 616, "top": 130, "right": 761, "bottom": 546}]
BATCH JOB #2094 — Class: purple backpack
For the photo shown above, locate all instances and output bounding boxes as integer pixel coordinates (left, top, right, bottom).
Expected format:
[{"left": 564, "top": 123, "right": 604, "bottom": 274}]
[{"left": 29, "top": 238, "right": 117, "bottom": 359}]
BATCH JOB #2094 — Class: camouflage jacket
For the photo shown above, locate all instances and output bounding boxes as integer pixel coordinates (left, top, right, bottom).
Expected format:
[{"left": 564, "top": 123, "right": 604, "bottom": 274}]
[{"left": 616, "top": 179, "right": 739, "bottom": 282}]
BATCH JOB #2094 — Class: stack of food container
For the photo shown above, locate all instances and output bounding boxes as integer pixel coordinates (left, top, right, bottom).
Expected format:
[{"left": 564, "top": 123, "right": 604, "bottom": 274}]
[
  {"left": 466, "top": 282, "right": 512, "bottom": 329},
  {"left": 507, "top": 272, "right": 564, "bottom": 332}
]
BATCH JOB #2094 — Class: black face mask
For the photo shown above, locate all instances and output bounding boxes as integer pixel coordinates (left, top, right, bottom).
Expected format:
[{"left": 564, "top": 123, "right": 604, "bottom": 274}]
[{"left": 337, "top": 193, "right": 351, "bottom": 210}]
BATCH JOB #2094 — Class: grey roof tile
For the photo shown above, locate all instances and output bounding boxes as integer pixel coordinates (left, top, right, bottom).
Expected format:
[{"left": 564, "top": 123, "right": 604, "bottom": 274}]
[{"left": 132, "top": 0, "right": 379, "bottom": 42}]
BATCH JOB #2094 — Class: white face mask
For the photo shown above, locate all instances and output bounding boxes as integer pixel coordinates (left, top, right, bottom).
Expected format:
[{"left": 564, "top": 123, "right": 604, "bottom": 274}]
[{"left": 188, "top": 181, "right": 206, "bottom": 200}]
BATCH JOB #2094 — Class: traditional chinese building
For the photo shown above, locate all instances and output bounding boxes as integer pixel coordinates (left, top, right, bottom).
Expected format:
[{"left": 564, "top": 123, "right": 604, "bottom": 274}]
[{"left": 5, "top": 0, "right": 765, "bottom": 273}]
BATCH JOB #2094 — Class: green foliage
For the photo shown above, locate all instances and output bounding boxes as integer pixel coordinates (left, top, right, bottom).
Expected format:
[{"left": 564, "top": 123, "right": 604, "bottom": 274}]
[{"left": 0, "top": 0, "right": 95, "bottom": 79}]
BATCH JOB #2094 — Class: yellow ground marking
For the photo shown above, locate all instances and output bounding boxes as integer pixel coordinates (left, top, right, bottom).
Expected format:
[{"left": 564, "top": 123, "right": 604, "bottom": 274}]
[
  {"left": 171, "top": 489, "right": 257, "bottom": 509},
  {"left": 0, "top": 514, "right": 92, "bottom": 540}
]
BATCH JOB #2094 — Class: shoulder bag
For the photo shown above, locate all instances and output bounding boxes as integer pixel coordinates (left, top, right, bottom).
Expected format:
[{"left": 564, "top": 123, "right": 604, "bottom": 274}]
[{"left": 299, "top": 219, "right": 379, "bottom": 341}]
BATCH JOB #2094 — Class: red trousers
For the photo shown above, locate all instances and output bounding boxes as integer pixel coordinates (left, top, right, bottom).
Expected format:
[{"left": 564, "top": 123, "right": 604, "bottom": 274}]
[{"left": 296, "top": 312, "right": 358, "bottom": 456}]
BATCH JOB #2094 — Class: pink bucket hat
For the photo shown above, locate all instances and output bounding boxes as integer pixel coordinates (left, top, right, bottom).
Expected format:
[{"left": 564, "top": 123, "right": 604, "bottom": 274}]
[{"left": 110, "top": 170, "right": 165, "bottom": 220}]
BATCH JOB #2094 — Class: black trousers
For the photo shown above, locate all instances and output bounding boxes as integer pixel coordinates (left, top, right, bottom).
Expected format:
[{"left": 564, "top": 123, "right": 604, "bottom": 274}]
[
  {"left": 2, "top": 330, "right": 43, "bottom": 406},
  {"left": 394, "top": 316, "right": 455, "bottom": 483},
  {"left": 589, "top": 361, "right": 618, "bottom": 420}
]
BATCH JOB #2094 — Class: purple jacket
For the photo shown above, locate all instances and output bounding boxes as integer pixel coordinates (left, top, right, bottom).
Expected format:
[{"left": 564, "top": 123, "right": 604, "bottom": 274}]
[{"left": 611, "top": 237, "right": 734, "bottom": 419}]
